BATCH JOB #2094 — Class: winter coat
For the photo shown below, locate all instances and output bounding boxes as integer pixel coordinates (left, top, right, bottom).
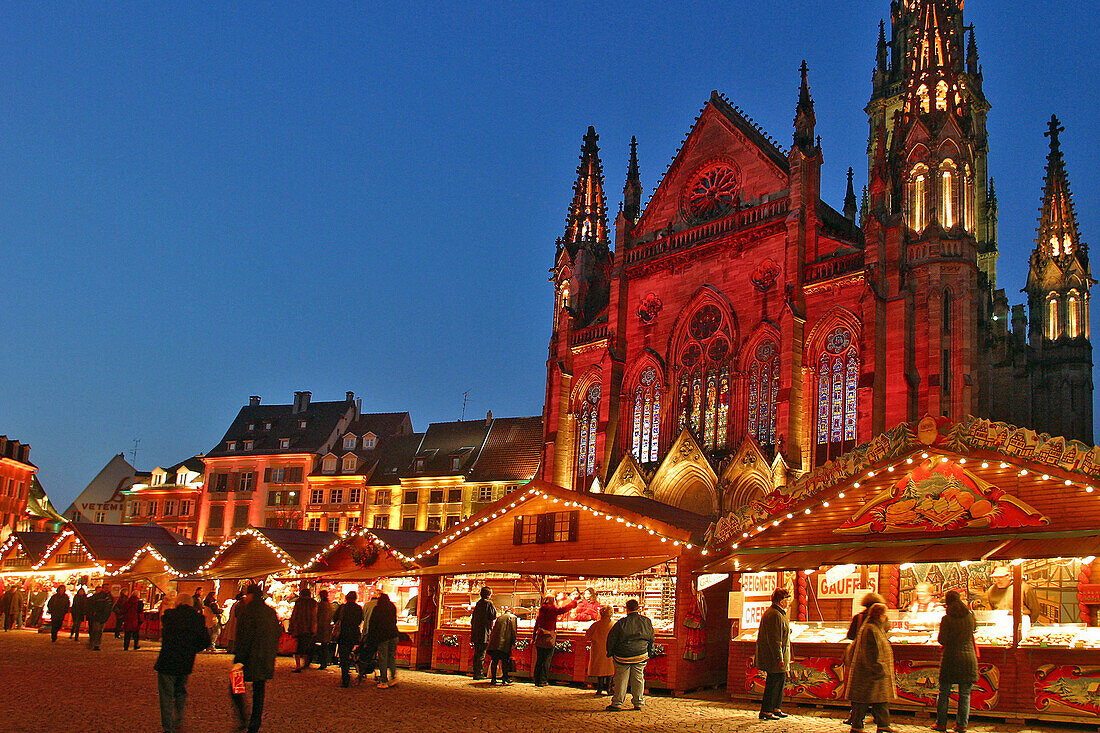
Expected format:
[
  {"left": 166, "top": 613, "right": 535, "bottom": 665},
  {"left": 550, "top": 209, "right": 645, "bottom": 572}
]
[
  {"left": 155, "top": 605, "right": 209, "bottom": 676},
  {"left": 488, "top": 611, "right": 518, "bottom": 652},
  {"left": 756, "top": 604, "right": 791, "bottom": 674},
  {"left": 47, "top": 591, "right": 70, "bottom": 620},
  {"left": 287, "top": 596, "right": 318, "bottom": 638},
  {"left": 224, "top": 600, "right": 241, "bottom": 649},
  {"left": 123, "top": 597, "right": 144, "bottom": 632},
  {"left": 0, "top": 590, "right": 14, "bottom": 613},
  {"left": 585, "top": 617, "right": 615, "bottom": 677},
  {"left": 316, "top": 600, "right": 335, "bottom": 643},
  {"left": 847, "top": 619, "right": 896, "bottom": 703},
  {"left": 533, "top": 599, "right": 577, "bottom": 638},
  {"left": 606, "top": 611, "right": 655, "bottom": 663},
  {"left": 71, "top": 589, "right": 88, "bottom": 619},
  {"left": 88, "top": 591, "right": 114, "bottom": 624},
  {"left": 573, "top": 599, "right": 601, "bottom": 622},
  {"left": 333, "top": 601, "right": 364, "bottom": 643},
  {"left": 937, "top": 602, "right": 979, "bottom": 685},
  {"left": 366, "top": 597, "right": 399, "bottom": 644},
  {"left": 470, "top": 598, "right": 496, "bottom": 645},
  {"left": 29, "top": 589, "right": 48, "bottom": 609},
  {"left": 232, "top": 599, "right": 282, "bottom": 682}
]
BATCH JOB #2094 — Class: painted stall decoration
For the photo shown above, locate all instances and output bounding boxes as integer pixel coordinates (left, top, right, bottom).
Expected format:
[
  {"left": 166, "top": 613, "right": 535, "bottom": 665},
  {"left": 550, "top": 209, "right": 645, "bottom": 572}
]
[
  {"left": 748, "top": 657, "right": 845, "bottom": 700},
  {"left": 895, "top": 659, "right": 1000, "bottom": 709},
  {"left": 1035, "top": 665, "right": 1100, "bottom": 716},
  {"left": 835, "top": 460, "right": 1048, "bottom": 535}
]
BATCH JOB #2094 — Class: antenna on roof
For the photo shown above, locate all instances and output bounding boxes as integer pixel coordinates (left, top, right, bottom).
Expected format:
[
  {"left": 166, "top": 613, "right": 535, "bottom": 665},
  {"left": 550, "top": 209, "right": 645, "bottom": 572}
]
[
  {"left": 460, "top": 391, "right": 470, "bottom": 421},
  {"left": 130, "top": 438, "right": 141, "bottom": 465}
]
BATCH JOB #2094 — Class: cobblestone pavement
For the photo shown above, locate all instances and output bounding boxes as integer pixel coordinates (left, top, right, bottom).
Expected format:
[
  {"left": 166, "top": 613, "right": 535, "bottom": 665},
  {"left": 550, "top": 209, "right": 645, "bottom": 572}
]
[{"left": 0, "top": 630, "right": 1087, "bottom": 733}]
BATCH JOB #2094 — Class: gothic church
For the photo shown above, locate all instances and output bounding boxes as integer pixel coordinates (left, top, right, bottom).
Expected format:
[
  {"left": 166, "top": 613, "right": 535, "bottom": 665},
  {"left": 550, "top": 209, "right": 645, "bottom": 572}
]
[{"left": 541, "top": 0, "right": 1093, "bottom": 518}]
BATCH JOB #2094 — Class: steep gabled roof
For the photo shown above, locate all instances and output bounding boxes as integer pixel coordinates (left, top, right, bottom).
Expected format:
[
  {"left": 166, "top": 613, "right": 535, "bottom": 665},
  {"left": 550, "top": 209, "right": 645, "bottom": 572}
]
[
  {"left": 468, "top": 416, "right": 543, "bottom": 482},
  {"left": 366, "top": 434, "right": 424, "bottom": 486},
  {"left": 402, "top": 420, "right": 493, "bottom": 478},
  {"left": 206, "top": 399, "right": 355, "bottom": 458}
]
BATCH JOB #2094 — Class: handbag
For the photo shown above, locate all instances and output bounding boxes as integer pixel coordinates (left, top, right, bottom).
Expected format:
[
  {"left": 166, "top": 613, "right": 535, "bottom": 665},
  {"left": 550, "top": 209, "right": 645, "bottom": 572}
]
[{"left": 534, "top": 628, "right": 556, "bottom": 649}]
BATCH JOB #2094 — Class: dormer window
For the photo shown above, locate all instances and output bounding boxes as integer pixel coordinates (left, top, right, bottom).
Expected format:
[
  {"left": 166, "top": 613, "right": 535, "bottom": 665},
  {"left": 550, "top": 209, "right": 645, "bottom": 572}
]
[
  {"left": 227, "top": 441, "right": 237, "bottom": 451},
  {"left": 247, "top": 423, "right": 255, "bottom": 431},
  {"left": 279, "top": 438, "right": 290, "bottom": 449},
  {"left": 323, "top": 456, "right": 337, "bottom": 473},
  {"left": 298, "top": 419, "right": 308, "bottom": 429},
  {"left": 243, "top": 440, "right": 254, "bottom": 451},
  {"left": 176, "top": 471, "right": 189, "bottom": 485},
  {"left": 343, "top": 435, "right": 357, "bottom": 451},
  {"left": 414, "top": 457, "right": 426, "bottom": 472},
  {"left": 451, "top": 456, "right": 461, "bottom": 471},
  {"left": 363, "top": 434, "right": 377, "bottom": 450},
  {"left": 342, "top": 455, "right": 357, "bottom": 474},
  {"left": 263, "top": 421, "right": 272, "bottom": 430},
  {"left": 151, "top": 473, "right": 164, "bottom": 486}
]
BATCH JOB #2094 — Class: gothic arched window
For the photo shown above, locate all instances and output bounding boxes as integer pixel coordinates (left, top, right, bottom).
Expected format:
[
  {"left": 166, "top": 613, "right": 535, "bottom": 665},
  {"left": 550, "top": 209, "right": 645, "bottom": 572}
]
[
  {"left": 962, "top": 164, "right": 974, "bottom": 233},
  {"left": 1047, "top": 295, "right": 1061, "bottom": 340},
  {"left": 940, "top": 163, "right": 956, "bottom": 228},
  {"left": 676, "top": 305, "right": 732, "bottom": 453},
  {"left": 935, "top": 81, "right": 949, "bottom": 111},
  {"left": 908, "top": 166, "right": 928, "bottom": 233},
  {"left": 917, "top": 85, "right": 930, "bottom": 113},
  {"left": 576, "top": 383, "right": 600, "bottom": 481},
  {"left": 815, "top": 327, "right": 859, "bottom": 464},
  {"left": 630, "top": 366, "right": 662, "bottom": 464},
  {"left": 1068, "top": 291, "right": 1081, "bottom": 337},
  {"left": 747, "top": 340, "right": 780, "bottom": 450}
]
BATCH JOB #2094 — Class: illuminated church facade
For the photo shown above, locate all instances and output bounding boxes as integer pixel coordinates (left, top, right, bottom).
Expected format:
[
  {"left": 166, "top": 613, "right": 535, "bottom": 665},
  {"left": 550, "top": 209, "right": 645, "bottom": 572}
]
[{"left": 541, "top": 0, "right": 1093, "bottom": 518}]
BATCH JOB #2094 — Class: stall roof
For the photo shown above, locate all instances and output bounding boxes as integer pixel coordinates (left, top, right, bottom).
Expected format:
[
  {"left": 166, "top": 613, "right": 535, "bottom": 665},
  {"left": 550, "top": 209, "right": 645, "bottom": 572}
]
[
  {"left": 1, "top": 531, "right": 59, "bottom": 563},
  {"left": 293, "top": 526, "right": 439, "bottom": 580},
  {"left": 703, "top": 415, "right": 1100, "bottom": 572},
  {"left": 111, "top": 542, "right": 217, "bottom": 580},
  {"left": 31, "top": 522, "right": 195, "bottom": 572},
  {"left": 197, "top": 526, "right": 340, "bottom": 579}
]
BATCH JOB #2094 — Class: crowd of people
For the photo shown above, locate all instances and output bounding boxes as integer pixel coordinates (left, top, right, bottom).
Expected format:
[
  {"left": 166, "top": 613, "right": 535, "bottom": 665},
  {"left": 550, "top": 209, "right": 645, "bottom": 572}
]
[{"left": 755, "top": 586, "right": 983, "bottom": 733}]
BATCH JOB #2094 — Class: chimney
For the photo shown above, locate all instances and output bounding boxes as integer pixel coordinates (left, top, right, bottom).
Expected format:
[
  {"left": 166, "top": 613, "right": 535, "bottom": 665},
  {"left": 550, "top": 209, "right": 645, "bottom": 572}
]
[
  {"left": 18, "top": 444, "right": 29, "bottom": 463},
  {"left": 0, "top": 437, "right": 6, "bottom": 457},
  {"left": 356, "top": 398, "right": 362, "bottom": 418},
  {"left": 249, "top": 395, "right": 261, "bottom": 407},
  {"left": 292, "top": 391, "right": 312, "bottom": 414},
  {"left": 346, "top": 391, "right": 355, "bottom": 403},
  {"left": 486, "top": 410, "right": 493, "bottom": 426}
]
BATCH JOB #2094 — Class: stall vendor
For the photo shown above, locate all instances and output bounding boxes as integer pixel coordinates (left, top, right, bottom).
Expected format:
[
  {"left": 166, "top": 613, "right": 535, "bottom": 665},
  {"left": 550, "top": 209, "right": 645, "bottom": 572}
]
[
  {"left": 908, "top": 583, "right": 945, "bottom": 615},
  {"left": 985, "top": 567, "right": 1040, "bottom": 622},
  {"left": 572, "top": 587, "right": 600, "bottom": 622}
]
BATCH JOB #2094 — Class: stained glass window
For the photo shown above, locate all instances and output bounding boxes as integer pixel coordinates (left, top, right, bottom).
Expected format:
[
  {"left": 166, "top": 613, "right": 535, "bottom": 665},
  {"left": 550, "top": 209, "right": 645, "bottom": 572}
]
[
  {"left": 675, "top": 305, "right": 733, "bottom": 453},
  {"left": 576, "top": 383, "right": 601, "bottom": 482},
  {"left": 816, "top": 327, "right": 859, "bottom": 463},
  {"left": 748, "top": 340, "right": 779, "bottom": 449},
  {"left": 631, "top": 367, "right": 661, "bottom": 464}
]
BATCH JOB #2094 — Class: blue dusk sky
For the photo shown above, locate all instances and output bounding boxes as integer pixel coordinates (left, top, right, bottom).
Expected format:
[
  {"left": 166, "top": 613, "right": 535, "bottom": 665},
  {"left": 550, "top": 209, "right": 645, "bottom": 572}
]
[{"left": 1, "top": 2, "right": 1096, "bottom": 510}]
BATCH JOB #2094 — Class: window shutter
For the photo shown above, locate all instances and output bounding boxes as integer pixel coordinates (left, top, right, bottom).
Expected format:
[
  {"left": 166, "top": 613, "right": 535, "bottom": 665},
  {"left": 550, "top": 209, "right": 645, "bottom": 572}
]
[
  {"left": 513, "top": 517, "right": 523, "bottom": 545},
  {"left": 229, "top": 473, "right": 239, "bottom": 492},
  {"left": 536, "top": 513, "right": 552, "bottom": 544},
  {"left": 264, "top": 468, "right": 272, "bottom": 482},
  {"left": 288, "top": 467, "right": 302, "bottom": 482},
  {"left": 568, "top": 511, "right": 579, "bottom": 542}
]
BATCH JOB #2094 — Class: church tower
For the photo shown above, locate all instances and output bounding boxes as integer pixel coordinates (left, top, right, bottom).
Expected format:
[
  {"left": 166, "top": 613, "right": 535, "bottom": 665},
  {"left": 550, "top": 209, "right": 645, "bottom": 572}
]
[{"left": 1025, "top": 117, "right": 1094, "bottom": 442}]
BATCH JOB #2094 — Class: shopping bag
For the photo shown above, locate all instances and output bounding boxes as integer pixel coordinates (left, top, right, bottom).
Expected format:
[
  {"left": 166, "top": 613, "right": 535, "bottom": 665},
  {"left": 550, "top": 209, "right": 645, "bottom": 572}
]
[{"left": 230, "top": 666, "right": 246, "bottom": 695}]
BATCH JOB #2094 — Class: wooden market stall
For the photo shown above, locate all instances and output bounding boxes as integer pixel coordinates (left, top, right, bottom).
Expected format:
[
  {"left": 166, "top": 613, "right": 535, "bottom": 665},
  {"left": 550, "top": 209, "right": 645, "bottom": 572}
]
[
  {"left": 410, "top": 479, "right": 729, "bottom": 695},
  {"left": 109, "top": 542, "right": 217, "bottom": 639},
  {"left": 0, "top": 531, "right": 59, "bottom": 577},
  {"left": 297, "top": 526, "right": 438, "bottom": 668},
  {"left": 703, "top": 415, "right": 1100, "bottom": 726}
]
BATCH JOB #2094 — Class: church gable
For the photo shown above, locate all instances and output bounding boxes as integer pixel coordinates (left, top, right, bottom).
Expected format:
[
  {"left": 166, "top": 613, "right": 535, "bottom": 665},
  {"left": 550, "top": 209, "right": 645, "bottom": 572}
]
[{"left": 633, "top": 92, "right": 790, "bottom": 239}]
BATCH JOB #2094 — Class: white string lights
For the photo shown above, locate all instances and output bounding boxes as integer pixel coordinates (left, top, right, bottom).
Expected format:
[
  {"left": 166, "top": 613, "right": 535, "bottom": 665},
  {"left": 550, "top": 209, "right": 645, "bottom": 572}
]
[
  {"left": 409, "top": 486, "right": 702, "bottom": 561},
  {"left": 196, "top": 527, "right": 302, "bottom": 574},
  {"left": 723, "top": 449, "right": 1100, "bottom": 552},
  {"left": 30, "top": 529, "right": 103, "bottom": 573},
  {"left": 300, "top": 526, "right": 416, "bottom": 570},
  {"left": 109, "top": 545, "right": 177, "bottom": 577}
]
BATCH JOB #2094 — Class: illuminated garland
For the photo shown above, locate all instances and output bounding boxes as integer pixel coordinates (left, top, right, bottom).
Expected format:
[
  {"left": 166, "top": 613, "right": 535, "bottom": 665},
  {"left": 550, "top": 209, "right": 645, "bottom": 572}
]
[
  {"left": 410, "top": 486, "right": 702, "bottom": 562},
  {"left": 300, "top": 525, "right": 417, "bottom": 571},
  {"left": 195, "top": 527, "right": 301, "bottom": 574},
  {"left": 109, "top": 545, "right": 177, "bottom": 577},
  {"left": 31, "top": 529, "right": 102, "bottom": 572}
]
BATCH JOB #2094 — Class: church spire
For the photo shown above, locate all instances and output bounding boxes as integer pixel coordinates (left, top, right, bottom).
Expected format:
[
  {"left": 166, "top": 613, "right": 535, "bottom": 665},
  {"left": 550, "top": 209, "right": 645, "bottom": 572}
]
[
  {"left": 561, "top": 126, "right": 610, "bottom": 258},
  {"left": 843, "top": 167, "right": 858, "bottom": 222},
  {"left": 966, "top": 27, "right": 979, "bottom": 76},
  {"left": 903, "top": 0, "right": 966, "bottom": 116},
  {"left": 622, "top": 136, "right": 642, "bottom": 224},
  {"left": 1035, "top": 116, "right": 1086, "bottom": 262},
  {"left": 793, "top": 60, "right": 817, "bottom": 154}
]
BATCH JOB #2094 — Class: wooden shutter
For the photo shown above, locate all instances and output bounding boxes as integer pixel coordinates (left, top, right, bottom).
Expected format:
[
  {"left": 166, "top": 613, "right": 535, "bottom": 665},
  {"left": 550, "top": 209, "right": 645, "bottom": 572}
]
[
  {"left": 288, "top": 467, "right": 302, "bottom": 482},
  {"left": 229, "top": 473, "right": 239, "bottom": 492},
  {"left": 513, "top": 517, "right": 524, "bottom": 545},
  {"left": 536, "top": 513, "right": 552, "bottom": 544},
  {"left": 264, "top": 468, "right": 272, "bottom": 482},
  {"left": 568, "top": 511, "right": 579, "bottom": 542}
]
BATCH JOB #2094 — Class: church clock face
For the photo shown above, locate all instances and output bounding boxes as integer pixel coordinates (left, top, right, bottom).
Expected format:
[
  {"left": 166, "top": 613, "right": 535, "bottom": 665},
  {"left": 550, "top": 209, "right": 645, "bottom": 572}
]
[{"left": 683, "top": 162, "right": 739, "bottom": 221}]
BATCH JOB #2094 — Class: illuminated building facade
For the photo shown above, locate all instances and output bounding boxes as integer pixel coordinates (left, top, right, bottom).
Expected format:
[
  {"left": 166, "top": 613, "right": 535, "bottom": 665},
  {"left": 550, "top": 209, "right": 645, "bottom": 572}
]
[
  {"left": 0, "top": 436, "right": 36, "bottom": 541},
  {"left": 120, "top": 456, "right": 205, "bottom": 539},
  {"left": 542, "top": 0, "right": 1093, "bottom": 517}
]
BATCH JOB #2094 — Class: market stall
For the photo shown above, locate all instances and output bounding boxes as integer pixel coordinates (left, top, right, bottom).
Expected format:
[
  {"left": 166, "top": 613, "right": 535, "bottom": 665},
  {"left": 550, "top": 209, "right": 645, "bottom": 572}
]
[
  {"left": 109, "top": 542, "right": 218, "bottom": 639},
  {"left": 297, "top": 526, "right": 438, "bottom": 668},
  {"left": 409, "top": 479, "right": 729, "bottom": 695},
  {"left": 704, "top": 415, "right": 1100, "bottom": 725}
]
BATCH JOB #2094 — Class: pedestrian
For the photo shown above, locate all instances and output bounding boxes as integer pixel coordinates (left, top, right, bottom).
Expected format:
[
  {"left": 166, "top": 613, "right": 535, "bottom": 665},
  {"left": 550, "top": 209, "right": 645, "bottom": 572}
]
[
  {"left": 112, "top": 589, "right": 128, "bottom": 638},
  {"left": 934, "top": 590, "right": 978, "bottom": 733},
  {"left": 585, "top": 605, "right": 615, "bottom": 695},
  {"left": 333, "top": 590, "right": 364, "bottom": 688},
  {"left": 27, "top": 583, "right": 48, "bottom": 628},
  {"left": 288, "top": 586, "right": 318, "bottom": 672},
  {"left": 47, "top": 584, "right": 69, "bottom": 642},
  {"left": 315, "top": 589, "right": 335, "bottom": 670},
  {"left": 87, "top": 585, "right": 114, "bottom": 651},
  {"left": 469, "top": 586, "right": 496, "bottom": 681},
  {"left": 604, "top": 598, "right": 655, "bottom": 712},
  {"left": 844, "top": 602, "right": 897, "bottom": 733},
  {"left": 123, "top": 592, "right": 145, "bottom": 650},
  {"left": 12, "top": 584, "right": 26, "bottom": 628},
  {"left": 154, "top": 594, "right": 209, "bottom": 733},
  {"left": 844, "top": 592, "right": 885, "bottom": 727},
  {"left": 192, "top": 587, "right": 203, "bottom": 609},
  {"left": 532, "top": 592, "right": 578, "bottom": 687},
  {"left": 488, "top": 605, "right": 518, "bottom": 685},
  {"left": 367, "top": 592, "right": 400, "bottom": 688},
  {"left": 0, "top": 585, "right": 15, "bottom": 631},
  {"left": 224, "top": 592, "right": 244, "bottom": 653},
  {"left": 230, "top": 583, "right": 281, "bottom": 733},
  {"left": 70, "top": 583, "right": 88, "bottom": 641},
  {"left": 203, "top": 591, "right": 222, "bottom": 649},
  {"left": 755, "top": 588, "right": 792, "bottom": 720}
]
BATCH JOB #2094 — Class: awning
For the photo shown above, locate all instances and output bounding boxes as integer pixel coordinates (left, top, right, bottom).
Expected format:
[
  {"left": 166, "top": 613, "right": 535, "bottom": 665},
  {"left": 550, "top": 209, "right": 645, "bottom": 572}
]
[
  {"left": 394, "top": 554, "right": 677, "bottom": 578},
  {"left": 698, "top": 530, "right": 1100, "bottom": 573}
]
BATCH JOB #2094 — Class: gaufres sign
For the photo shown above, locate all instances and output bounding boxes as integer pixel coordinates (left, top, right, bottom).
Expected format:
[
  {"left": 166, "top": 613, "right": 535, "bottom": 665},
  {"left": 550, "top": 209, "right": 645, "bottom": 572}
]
[{"left": 817, "top": 571, "right": 878, "bottom": 599}]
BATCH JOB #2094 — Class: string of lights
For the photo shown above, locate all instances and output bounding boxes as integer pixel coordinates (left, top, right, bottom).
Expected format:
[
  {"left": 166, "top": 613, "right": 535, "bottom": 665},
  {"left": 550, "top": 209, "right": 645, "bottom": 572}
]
[{"left": 301, "top": 526, "right": 416, "bottom": 570}]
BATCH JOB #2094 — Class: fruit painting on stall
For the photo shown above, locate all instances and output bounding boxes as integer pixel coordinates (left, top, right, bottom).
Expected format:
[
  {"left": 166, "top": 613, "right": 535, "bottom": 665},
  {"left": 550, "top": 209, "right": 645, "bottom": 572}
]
[{"left": 835, "top": 459, "right": 1048, "bottom": 535}]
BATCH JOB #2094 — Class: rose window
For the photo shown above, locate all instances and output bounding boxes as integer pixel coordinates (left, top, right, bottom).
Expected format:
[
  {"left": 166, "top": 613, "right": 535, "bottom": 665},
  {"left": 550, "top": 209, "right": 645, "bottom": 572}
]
[{"left": 685, "top": 165, "right": 739, "bottom": 220}]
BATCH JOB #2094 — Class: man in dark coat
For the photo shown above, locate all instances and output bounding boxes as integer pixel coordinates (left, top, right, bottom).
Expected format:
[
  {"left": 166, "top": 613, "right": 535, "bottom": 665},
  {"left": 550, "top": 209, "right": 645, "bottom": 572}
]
[
  {"left": 27, "top": 584, "right": 48, "bottom": 628},
  {"left": 70, "top": 584, "right": 88, "bottom": 640},
  {"left": 935, "top": 590, "right": 978, "bottom": 732},
  {"left": 230, "top": 584, "right": 282, "bottom": 733},
  {"left": 47, "top": 585, "right": 70, "bottom": 642},
  {"left": 334, "top": 591, "right": 364, "bottom": 688},
  {"left": 155, "top": 594, "right": 209, "bottom": 733},
  {"left": 755, "top": 588, "right": 791, "bottom": 721},
  {"left": 605, "top": 598, "right": 656, "bottom": 711},
  {"left": 469, "top": 587, "right": 496, "bottom": 681},
  {"left": 0, "top": 585, "right": 15, "bottom": 631},
  {"left": 87, "top": 586, "right": 114, "bottom": 650}
]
